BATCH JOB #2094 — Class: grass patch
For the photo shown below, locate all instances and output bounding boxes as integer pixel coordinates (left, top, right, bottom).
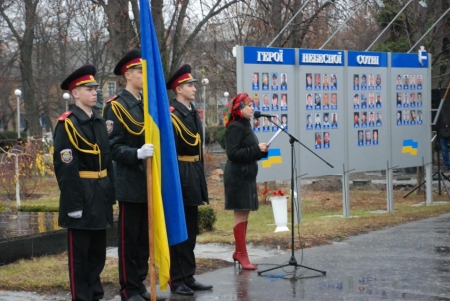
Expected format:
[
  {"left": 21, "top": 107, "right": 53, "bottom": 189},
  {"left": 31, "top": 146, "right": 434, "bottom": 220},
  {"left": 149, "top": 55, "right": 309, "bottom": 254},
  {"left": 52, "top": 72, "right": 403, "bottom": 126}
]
[{"left": 0, "top": 253, "right": 118, "bottom": 292}]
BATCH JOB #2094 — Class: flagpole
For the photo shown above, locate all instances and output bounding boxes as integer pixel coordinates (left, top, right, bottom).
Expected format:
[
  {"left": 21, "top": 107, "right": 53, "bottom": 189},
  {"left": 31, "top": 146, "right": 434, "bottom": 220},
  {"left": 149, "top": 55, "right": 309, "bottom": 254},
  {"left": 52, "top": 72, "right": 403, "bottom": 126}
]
[{"left": 146, "top": 158, "right": 157, "bottom": 301}]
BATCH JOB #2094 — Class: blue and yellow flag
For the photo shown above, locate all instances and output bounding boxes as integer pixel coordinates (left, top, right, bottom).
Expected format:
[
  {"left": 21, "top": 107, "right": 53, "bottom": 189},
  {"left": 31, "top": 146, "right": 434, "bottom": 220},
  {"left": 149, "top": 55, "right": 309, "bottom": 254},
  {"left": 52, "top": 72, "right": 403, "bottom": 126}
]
[
  {"left": 261, "top": 148, "right": 283, "bottom": 168},
  {"left": 402, "top": 139, "right": 418, "bottom": 156},
  {"left": 139, "top": 0, "right": 188, "bottom": 291}
]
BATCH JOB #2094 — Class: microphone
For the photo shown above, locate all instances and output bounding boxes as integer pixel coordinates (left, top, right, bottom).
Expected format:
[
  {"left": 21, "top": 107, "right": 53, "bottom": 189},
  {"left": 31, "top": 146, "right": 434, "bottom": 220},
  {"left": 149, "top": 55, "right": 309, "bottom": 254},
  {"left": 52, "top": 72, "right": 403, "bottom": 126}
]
[{"left": 254, "top": 111, "right": 276, "bottom": 119}]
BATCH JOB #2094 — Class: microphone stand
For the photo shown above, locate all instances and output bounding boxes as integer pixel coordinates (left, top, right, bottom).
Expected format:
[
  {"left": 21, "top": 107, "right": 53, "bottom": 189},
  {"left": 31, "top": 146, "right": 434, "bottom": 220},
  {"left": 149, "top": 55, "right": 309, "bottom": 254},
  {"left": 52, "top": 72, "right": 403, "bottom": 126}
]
[{"left": 258, "top": 116, "right": 332, "bottom": 279}]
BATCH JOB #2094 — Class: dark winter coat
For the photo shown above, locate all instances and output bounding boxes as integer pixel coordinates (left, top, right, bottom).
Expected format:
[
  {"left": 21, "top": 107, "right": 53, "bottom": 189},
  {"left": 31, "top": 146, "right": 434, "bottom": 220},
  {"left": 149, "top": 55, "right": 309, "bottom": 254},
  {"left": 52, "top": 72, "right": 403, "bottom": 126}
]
[
  {"left": 103, "top": 89, "right": 147, "bottom": 203},
  {"left": 224, "top": 117, "right": 267, "bottom": 210},
  {"left": 53, "top": 105, "right": 115, "bottom": 229},
  {"left": 170, "top": 99, "right": 209, "bottom": 206}
]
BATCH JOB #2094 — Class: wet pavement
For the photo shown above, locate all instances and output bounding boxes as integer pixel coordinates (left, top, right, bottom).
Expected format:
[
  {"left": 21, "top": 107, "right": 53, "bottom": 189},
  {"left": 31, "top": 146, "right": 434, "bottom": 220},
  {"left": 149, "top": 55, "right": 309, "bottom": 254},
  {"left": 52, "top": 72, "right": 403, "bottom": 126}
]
[{"left": 2, "top": 211, "right": 450, "bottom": 300}]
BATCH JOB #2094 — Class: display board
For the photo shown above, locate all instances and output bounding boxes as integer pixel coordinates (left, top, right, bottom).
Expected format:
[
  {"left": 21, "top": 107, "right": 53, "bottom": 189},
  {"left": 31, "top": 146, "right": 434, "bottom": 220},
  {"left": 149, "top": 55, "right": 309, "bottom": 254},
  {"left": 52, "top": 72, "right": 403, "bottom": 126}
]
[
  {"left": 390, "top": 53, "right": 431, "bottom": 168},
  {"left": 235, "top": 46, "right": 431, "bottom": 182},
  {"left": 298, "top": 49, "right": 345, "bottom": 177},
  {"left": 347, "top": 51, "right": 390, "bottom": 172},
  {"left": 236, "top": 46, "right": 296, "bottom": 182}
]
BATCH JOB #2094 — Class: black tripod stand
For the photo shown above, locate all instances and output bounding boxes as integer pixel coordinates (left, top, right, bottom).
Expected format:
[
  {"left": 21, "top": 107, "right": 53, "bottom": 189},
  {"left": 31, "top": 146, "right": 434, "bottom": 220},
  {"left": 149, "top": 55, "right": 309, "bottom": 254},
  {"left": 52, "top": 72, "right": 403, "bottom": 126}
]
[
  {"left": 404, "top": 136, "right": 450, "bottom": 198},
  {"left": 257, "top": 119, "right": 331, "bottom": 279}
]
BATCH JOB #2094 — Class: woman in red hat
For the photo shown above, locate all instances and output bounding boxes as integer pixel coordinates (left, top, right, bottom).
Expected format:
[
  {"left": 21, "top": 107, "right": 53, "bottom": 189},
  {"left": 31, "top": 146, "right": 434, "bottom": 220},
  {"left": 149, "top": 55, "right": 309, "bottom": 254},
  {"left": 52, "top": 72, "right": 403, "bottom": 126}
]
[{"left": 223, "top": 92, "right": 268, "bottom": 270}]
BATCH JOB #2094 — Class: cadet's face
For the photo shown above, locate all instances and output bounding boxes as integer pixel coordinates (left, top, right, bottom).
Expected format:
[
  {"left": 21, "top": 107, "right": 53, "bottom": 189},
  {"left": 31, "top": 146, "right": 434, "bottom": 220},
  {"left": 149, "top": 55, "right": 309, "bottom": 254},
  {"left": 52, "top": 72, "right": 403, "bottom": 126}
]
[
  {"left": 126, "top": 68, "right": 143, "bottom": 90},
  {"left": 177, "top": 82, "right": 197, "bottom": 101},
  {"left": 73, "top": 86, "right": 98, "bottom": 108}
]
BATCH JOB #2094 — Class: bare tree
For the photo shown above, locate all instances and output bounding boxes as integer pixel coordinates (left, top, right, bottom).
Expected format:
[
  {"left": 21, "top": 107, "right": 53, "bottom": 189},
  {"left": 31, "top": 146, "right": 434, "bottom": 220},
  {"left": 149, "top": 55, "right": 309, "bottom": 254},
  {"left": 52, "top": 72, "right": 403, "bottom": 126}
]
[{"left": 0, "top": 0, "right": 41, "bottom": 136}]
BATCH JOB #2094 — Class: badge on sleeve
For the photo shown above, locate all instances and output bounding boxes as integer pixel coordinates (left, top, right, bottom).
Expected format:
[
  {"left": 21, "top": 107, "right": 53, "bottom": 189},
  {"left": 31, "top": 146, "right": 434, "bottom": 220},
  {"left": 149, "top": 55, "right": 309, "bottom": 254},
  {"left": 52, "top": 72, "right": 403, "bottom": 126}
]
[
  {"left": 106, "top": 120, "right": 114, "bottom": 133},
  {"left": 60, "top": 149, "right": 73, "bottom": 163}
]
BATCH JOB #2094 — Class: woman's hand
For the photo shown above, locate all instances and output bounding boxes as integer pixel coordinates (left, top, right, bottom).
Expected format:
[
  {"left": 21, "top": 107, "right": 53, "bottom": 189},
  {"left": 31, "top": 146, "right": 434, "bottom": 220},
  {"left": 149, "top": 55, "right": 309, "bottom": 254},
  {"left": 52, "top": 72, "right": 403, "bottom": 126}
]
[{"left": 259, "top": 143, "right": 269, "bottom": 152}]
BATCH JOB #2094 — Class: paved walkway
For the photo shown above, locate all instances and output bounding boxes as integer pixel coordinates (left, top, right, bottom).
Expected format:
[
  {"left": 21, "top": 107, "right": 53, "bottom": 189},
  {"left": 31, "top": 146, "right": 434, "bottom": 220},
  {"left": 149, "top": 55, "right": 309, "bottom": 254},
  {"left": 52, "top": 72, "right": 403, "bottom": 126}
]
[{"left": 2, "top": 212, "right": 450, "bottom": 300}]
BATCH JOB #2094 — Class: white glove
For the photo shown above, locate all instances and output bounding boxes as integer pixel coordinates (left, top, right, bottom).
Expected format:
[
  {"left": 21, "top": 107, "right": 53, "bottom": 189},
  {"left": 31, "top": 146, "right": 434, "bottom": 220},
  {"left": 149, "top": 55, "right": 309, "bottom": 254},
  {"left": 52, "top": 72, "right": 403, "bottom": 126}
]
[
  {"left": 68, "top": 210, "right": 82, "bottom": 219},
  {"left": 137, "top": 144, "right": 154, "bottom": 159}
]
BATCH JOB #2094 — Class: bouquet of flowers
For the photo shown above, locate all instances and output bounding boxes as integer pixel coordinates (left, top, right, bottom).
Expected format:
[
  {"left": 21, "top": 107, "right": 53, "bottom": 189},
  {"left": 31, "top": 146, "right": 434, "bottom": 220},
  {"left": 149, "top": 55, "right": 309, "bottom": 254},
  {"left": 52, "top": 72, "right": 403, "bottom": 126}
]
[{"left": 262, "top": 188, "right": 285, "bottom": 196}]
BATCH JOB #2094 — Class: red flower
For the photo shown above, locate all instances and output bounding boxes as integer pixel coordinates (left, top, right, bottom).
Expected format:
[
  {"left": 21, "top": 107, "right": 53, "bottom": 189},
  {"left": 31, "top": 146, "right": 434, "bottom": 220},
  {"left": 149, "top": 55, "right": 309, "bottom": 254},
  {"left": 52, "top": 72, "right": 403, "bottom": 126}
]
[{"left": 262, "top": 189, "right": 284, "bottom": 196}]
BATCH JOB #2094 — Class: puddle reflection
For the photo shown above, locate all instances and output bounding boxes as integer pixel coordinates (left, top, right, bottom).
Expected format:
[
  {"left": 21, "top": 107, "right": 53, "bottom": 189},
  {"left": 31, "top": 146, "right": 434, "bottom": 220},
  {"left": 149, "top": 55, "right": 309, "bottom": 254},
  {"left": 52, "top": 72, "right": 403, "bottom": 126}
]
[{"left": 0, "top": 212, "right": 62, "bottom": 240}]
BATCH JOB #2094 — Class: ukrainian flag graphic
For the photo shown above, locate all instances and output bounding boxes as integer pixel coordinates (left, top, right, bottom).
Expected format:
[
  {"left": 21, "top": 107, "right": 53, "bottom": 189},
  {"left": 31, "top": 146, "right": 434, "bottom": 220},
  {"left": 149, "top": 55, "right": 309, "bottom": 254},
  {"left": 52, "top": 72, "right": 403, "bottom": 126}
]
[
  {"left": 402, "top": 139, "right": 418, "bottom": 156},
  {"left": 261, "top": 148, "right": 283, "bottom": 168}
]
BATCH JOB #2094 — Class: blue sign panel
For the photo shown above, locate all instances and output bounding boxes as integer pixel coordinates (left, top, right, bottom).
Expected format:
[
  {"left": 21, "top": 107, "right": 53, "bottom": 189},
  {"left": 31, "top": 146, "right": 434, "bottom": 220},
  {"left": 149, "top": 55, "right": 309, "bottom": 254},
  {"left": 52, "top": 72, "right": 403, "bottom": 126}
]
[
  {"left": 348, "top": 51, "right": 388, "bottom": 67},
  {"left": 244, "top": 46, "right": 295, "bottom": 65},
  {"left": 392, "top": 53, "right": 428, "bottom": 68},
  {"left": 299, "top": 49, "right": 344, "bottom": 66}
]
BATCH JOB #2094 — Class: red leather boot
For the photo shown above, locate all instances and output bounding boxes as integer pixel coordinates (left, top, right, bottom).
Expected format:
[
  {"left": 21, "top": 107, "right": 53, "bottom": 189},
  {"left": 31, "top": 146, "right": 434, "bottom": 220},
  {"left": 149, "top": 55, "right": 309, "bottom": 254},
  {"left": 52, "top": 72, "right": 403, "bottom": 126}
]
[{"left": 232, "top": 222, "right": 257, "bottom": 270}]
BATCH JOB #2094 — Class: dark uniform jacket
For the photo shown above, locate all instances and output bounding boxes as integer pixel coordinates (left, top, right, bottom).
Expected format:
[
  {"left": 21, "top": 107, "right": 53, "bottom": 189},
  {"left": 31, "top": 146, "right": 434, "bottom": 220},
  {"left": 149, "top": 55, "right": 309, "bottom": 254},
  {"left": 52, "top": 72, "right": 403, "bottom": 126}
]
[
  {"left": 53, "top": 105, "right": 115, "bottom": 229},
  {"left": 170, "top": 99, "right": 208, "bottom": 206},
  {"left": 103, "top": 89, "right": 147, "bottom": 203},
  {"left": 224, "top": 117, "right": 268, "bottom": 210}
]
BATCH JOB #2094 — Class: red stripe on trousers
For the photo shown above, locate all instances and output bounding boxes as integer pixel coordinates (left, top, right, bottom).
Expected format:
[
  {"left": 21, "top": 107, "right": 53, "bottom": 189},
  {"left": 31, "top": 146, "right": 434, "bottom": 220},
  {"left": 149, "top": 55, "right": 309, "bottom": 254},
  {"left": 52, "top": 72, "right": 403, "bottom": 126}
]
[
  {"left": 120, "top": 202, "right": 128, "bottom": 298},
  {"left": 69, "top": 229, "right": 76, "bottom": 300}
]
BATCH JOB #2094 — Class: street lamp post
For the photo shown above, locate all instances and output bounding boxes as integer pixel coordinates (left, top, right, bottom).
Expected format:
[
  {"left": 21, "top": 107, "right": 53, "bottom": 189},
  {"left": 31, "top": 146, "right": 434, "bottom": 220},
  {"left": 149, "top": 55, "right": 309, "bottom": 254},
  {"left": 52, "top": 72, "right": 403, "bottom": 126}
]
[
  {"left": 201, "top": 78, "right": 209, "bottom": 149},
  {"left": 63, "top": 92, "right": 70, "bottom": 111},
  {"left": 14, "top": 89, "right": 22, "bottom": 139},
  {"left": 223, "top": 92, "right": 229, "bottom": 124}
]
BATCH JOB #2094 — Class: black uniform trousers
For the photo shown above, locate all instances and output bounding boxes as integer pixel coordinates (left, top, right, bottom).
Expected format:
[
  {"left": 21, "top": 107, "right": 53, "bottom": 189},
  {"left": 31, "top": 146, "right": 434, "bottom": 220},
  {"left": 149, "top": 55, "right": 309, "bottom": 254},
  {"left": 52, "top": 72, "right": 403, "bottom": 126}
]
[
  {"left": 67, "top": 228, "right": 106, "bottom": 301},
  {"left": 118, "top": 201, "right": 149, "bottom": 299},
  {"left": 170, "top": 205, "right": 199, "bottom": 287}
]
